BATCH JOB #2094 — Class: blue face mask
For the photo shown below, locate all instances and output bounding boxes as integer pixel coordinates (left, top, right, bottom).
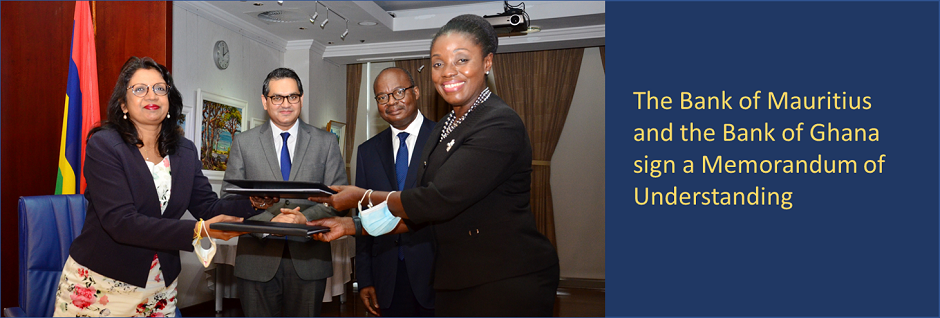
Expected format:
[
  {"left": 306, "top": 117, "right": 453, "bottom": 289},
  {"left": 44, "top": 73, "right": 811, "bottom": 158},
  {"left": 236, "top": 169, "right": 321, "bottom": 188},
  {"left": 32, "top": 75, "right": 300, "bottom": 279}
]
[{"left": 360, "top": 201, "right": 401, "bottom": 236}]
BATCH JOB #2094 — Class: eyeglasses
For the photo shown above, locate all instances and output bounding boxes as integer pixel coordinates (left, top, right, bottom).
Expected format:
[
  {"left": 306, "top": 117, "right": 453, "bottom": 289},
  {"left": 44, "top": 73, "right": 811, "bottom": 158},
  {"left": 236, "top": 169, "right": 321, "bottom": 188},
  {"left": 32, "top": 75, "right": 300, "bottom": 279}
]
[
  {"left": 266, "top": 94, "right": 301, "bottom": 106},
  {"left": 127, "top": 83, "right": 170, "bottom": 97},
  {"left": 374, "top": 86, "right": 415, "bottom": 105}
]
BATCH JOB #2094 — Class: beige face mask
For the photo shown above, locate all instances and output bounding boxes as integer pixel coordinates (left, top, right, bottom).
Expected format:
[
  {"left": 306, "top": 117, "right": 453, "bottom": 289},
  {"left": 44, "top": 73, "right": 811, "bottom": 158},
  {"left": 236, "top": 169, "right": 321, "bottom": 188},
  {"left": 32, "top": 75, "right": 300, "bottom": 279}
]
[{"left": 192, "top": 221, "right": 217, "bottom": 268}]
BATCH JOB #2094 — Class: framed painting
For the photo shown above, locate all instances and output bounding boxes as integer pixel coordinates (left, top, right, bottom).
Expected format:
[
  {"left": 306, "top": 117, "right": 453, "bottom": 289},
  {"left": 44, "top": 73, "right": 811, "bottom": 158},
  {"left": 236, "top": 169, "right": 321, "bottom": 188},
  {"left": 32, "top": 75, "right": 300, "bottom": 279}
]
[
  {"left": 196, "top": 89, "right": 249, "bottom": 180},
  {"left": 326, "top": 120, "right": 346, "bottom": 159}
]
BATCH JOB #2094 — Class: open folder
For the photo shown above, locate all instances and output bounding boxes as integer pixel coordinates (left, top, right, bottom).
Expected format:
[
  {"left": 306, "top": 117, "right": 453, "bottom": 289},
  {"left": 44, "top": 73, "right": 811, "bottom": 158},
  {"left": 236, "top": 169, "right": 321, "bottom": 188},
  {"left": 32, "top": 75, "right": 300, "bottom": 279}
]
[
  {"left": 222, "top": 179, "right": 338, "bottom": 199},
  {"left": 210, "top": 220, "right": 330, "bottom": 237}
]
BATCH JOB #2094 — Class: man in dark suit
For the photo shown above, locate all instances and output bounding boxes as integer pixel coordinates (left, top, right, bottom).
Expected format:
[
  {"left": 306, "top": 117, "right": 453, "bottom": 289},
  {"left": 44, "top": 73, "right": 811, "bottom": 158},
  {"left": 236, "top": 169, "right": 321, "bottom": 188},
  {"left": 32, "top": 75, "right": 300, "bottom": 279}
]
[
  {"left": 222, "top": 68, "right": 348, "bottom": 316},
  {"left": 355, "top": 67, "right": 436, "bottom": 317}
]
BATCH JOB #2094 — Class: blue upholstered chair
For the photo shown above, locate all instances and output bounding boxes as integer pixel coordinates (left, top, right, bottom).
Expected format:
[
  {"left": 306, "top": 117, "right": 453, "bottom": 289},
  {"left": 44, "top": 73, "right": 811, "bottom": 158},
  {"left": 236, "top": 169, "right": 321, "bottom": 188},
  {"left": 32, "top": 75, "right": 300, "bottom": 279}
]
[{"left": 3, "top": 195, "right": 86, "bottom": 317}]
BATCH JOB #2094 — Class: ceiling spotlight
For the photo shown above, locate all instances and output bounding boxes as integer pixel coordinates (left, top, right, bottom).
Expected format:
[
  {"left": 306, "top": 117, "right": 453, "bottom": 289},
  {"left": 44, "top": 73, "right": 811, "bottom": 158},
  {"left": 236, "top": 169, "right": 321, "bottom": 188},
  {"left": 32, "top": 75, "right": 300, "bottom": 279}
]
[
  {"left": 277, "top": 1, "right": 283, "bottom": 5},
  {"left": 417, "top": 65, "right": 425, "bottom": 73},
  {"left": 305, "top": 2, "right": 350, "bottom": 40},
  {"left": 309, "top": 3, "right": 318, "bottom": 24},
  {"left": 320, "top": 9, "right": 329, "bottom": 28}
]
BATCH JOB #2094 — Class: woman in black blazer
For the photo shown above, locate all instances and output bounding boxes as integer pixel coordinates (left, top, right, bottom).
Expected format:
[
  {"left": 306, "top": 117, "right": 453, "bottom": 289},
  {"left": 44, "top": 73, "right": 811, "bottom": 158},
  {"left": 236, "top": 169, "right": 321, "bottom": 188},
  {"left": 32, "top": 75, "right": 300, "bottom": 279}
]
[
  {"left": 53, "top": 57, "right": 266, "bottom": 317},
  {"left": 310, "top": 15, "right": 559, "bottom": 316}
]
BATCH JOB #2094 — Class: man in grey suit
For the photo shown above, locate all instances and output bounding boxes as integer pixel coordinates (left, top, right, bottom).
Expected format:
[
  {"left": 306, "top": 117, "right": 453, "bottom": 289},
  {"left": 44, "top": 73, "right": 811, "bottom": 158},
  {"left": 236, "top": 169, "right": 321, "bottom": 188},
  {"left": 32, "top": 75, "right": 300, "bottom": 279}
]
[{"left": 222, "top": 68, "right": 347, "bottom": 316}]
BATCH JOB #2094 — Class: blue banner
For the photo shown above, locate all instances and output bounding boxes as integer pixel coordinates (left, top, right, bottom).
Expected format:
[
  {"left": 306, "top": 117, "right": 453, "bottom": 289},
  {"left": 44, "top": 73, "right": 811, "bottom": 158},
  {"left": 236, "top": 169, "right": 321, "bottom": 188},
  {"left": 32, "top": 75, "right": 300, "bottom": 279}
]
[{"left": 611, "top": 2, "right": 940, "bottom": 316}]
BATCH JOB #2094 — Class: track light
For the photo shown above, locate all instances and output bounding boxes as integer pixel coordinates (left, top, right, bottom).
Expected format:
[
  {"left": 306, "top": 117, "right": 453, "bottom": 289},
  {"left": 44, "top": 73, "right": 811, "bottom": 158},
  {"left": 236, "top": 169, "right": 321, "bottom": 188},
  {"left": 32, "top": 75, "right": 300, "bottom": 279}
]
[
  {"left": 277, "top": 1, "right": 283, "bottom": 5},
  {"left": 309, "top": 3, "right": 319, "bottom": 24},
  {"left": 307, "top": 2, "right": 349, "bottom": 39}
]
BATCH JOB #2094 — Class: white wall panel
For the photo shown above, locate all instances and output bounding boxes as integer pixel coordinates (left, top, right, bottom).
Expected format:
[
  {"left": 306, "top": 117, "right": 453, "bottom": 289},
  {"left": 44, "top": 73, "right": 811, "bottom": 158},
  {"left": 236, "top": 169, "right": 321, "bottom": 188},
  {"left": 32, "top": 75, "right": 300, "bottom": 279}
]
[{"left": 172, "top": 4, "right": 284, "bottom": 308}]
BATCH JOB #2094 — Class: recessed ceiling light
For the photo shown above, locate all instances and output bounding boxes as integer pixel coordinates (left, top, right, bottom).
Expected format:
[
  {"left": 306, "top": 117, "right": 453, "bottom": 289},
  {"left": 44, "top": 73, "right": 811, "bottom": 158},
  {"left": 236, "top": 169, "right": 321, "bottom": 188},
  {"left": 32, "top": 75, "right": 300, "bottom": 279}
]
[
  {"left": 299, "top": 27, "right": 306, "bottom": 30},
  {"left": 253, "top": 2, "right": 263, "bottom": 6},
  {"left": 358, "top": 21, "right": 377, "bottom": 26},
  {"left": 257, "top": 10, "right": 309, "bottom": 23},
  {"left": 328, "top": 41, "right": 334, "bottom": 45}
]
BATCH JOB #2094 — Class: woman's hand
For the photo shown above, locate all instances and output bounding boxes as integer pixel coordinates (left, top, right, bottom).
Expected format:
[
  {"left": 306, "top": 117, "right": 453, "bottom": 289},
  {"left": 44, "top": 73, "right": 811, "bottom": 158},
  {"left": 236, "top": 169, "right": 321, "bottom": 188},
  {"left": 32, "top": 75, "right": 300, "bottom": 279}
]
[
  {"left": 202, "top": 214, "right": 248, "bottom": 241},
  {"left": 271, "top": 207, "right": 306, "bottom": 224},
  {"left": 249, "top": 196, "right": 279, "bottom": 209},
  {"left": 307, "top": 217, "right": 355, "bottom": 242},
  {"left": 308, "top": 185, "right": 367, "bottom": 211}
]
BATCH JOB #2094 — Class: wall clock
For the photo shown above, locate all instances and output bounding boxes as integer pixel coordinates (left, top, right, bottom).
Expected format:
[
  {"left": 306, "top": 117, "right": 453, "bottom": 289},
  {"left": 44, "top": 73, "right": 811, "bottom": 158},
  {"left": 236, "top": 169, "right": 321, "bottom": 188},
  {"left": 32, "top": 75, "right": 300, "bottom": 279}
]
[{"left": 213, "top": 40, "right": 229, "bottom": 70}]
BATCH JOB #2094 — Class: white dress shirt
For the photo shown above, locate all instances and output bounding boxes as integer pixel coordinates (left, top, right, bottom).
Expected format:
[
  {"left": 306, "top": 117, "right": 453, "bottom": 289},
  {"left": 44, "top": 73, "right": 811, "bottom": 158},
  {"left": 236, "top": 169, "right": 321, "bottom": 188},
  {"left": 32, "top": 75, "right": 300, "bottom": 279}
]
[
  {"left": 270, "top": 120, "right": 299, "bottom": 170},
  {"left": 389, "top": 111, "right": 425, "bottom": 166}
]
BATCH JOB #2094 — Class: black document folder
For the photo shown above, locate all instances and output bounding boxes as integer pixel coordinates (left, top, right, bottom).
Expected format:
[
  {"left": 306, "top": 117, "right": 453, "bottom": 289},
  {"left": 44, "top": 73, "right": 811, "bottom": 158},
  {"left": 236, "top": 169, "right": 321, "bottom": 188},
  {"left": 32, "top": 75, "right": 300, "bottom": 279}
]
[
  {"left": 210, "top": 220, "right": 330, "bottom": 237},
  {"left": 223, "top": 179, "right": 337, "bottom": 199}
]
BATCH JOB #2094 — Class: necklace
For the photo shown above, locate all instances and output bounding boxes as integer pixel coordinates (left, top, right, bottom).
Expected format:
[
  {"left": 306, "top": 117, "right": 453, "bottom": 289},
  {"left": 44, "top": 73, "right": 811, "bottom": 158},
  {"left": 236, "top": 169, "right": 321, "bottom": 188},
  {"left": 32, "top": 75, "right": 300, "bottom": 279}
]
[
  {"left": 141, "top": 146, "right": 160, "bottom": 161},
  {"left": 440, "top": 87, "right": 491, "bottom": 142}
]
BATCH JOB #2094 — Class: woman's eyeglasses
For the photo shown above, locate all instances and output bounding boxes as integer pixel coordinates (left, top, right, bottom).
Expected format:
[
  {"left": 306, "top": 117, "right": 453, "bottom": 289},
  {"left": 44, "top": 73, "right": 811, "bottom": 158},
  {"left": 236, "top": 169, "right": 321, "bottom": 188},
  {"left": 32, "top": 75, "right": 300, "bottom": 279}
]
[{"left": 127, "top": 83, "right": 170, "bottom": 97}]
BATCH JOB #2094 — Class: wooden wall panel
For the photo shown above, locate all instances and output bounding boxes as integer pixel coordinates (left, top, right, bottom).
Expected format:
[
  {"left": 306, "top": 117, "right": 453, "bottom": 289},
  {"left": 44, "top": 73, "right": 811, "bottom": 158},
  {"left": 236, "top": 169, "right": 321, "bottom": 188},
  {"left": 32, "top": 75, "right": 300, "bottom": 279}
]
[
  {"left": 1, "top": 1, "right": 74, "bottom": 309},
  {"left": 0, "top": 1, "right": 171, "bottom": 309},
  {"left": 95, "top": 1, "right": 173, "bottom": 118}
]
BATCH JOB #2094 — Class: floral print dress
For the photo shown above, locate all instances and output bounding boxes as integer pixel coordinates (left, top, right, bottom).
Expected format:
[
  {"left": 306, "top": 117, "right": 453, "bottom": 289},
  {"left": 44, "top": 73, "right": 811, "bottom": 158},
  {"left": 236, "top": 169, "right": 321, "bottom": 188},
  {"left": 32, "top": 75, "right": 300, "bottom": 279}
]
[{"left": 54, "top": 156, "right": 176, "bottom": 317}]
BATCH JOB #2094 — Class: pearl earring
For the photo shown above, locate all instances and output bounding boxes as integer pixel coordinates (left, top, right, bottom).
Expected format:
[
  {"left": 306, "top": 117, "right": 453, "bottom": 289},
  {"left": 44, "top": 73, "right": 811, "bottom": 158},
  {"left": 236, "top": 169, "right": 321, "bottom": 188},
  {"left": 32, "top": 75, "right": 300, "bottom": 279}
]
[
  {"left": 485, "top": 71, "right": 489, "bottom": 75},
  {"left": 123, "top": 112, "right": 127, "bottom": 120},
  {"left": 167, "top": 113, "right": 170, "bottom": 119}
]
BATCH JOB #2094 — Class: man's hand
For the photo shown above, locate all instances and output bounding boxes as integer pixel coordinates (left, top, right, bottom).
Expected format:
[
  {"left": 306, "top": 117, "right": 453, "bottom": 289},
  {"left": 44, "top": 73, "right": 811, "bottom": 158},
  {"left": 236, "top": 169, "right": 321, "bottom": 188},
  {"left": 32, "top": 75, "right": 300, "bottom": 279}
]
[
  {"left": 359, "top": 286, "right": 381, "bottom": 316},
  {"left": 271, "top": 207, "right": 305, "bottom": 224}
]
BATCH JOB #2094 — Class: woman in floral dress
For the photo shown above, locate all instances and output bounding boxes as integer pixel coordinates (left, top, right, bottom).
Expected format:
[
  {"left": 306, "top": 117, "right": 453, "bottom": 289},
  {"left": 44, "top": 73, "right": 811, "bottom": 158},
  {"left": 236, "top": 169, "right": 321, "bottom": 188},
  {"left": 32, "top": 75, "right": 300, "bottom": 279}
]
[{"left": 53, "top": 57, "right": 270, "bottom": 317}]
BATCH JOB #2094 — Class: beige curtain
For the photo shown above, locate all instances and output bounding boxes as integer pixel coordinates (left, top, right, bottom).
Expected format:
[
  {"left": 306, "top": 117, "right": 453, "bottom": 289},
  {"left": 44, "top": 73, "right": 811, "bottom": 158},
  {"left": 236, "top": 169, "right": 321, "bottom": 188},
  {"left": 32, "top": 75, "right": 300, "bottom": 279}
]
[
  {"left": 493, "top": 48, "right": 585, "bottom": 248},
  {"left": 395, "top": 59, "right": 451, "bottom": 122},
  {"left": 344, "top": 64, "right": 362, "bottom": 182},
  {"left": 600, "top": 46, "right": 605, "bottom": 71}
]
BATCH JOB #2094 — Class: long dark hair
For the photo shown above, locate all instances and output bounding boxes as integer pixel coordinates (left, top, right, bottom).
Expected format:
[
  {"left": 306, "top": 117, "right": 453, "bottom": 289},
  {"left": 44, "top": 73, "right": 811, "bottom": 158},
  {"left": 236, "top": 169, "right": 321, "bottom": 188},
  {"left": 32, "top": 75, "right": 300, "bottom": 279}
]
[{"left": 88, "top": 56, "right": 183, "bottom": 157}]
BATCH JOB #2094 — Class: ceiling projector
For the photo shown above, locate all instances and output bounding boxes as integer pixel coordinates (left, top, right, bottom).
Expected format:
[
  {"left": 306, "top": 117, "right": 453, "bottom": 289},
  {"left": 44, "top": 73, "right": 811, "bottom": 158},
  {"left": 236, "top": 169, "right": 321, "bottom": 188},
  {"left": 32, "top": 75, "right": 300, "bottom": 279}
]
[{"left": 483, "top": 2, "right": 530, "bottom": 35}]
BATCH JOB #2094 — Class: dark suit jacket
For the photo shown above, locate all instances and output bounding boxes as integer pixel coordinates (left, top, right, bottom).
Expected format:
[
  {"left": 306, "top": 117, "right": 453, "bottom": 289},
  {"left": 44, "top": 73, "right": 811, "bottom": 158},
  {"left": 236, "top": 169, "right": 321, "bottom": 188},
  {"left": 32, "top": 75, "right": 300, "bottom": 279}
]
[
  {"left": 222, "top": 120, "right": 348, "bottom": 282},
  {"left": 401, "top": 95, "right": 559, "bottom": 290},
  {"left": 69, "top": 129, "right": 258, "bottom": 288},
  {"left": 355, "top": 116, "right": 436, "bottom": 309}
]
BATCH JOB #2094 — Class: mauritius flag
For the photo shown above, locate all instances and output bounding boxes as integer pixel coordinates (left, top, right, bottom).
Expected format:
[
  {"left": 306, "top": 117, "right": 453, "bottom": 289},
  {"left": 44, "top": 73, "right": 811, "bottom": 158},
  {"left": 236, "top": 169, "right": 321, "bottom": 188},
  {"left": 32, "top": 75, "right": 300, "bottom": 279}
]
[{"left": 56, "top": 1, "right": 100, "bottom": 195}]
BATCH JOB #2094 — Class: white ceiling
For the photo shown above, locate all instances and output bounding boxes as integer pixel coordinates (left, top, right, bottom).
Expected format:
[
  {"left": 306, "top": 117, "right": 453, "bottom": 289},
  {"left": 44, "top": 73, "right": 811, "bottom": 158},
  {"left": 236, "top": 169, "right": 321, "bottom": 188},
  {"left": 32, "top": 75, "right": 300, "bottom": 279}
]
[{"left": 177, "top": 1, "right": 605, "bottom": 64}]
